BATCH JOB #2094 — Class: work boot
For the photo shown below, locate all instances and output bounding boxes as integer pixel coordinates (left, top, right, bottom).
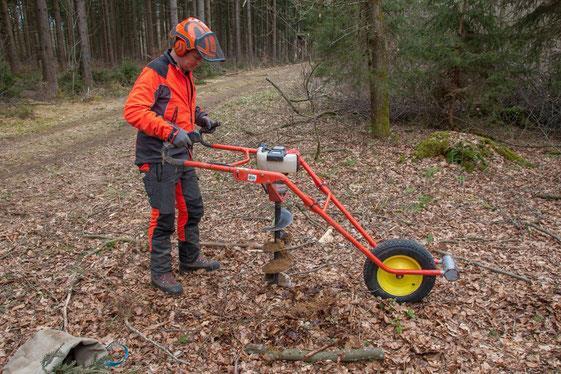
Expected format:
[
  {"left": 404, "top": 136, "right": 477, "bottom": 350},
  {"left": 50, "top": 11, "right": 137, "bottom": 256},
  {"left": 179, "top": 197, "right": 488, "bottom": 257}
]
[
  {"left": 179, "top": 255, "right": 220, "bottom": 273},
  {"left": 151, "top": 272, "right": 183, "bottom": 295}
]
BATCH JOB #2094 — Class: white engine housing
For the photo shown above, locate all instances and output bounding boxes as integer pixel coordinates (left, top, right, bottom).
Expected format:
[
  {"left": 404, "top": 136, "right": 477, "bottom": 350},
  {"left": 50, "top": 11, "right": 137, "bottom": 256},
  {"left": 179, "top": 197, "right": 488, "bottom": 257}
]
[{"left": 256, "top": 145, "right": 298, "bottom": 174}]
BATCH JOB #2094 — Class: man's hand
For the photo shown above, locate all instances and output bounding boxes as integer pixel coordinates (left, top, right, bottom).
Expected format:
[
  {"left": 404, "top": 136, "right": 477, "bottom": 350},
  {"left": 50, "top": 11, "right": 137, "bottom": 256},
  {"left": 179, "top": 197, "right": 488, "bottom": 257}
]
[
  {"left": 168, "top": 127, "right": 192, "bottom": 148},
  {"left": 197, "top": 115, "right": 221, "bottom": 134}
]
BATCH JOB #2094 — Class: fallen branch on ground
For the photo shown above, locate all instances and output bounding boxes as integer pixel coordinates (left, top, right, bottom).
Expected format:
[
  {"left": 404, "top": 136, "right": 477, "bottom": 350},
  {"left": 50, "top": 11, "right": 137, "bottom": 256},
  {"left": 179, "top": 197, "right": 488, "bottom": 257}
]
[
  {"left": 125, "top": 318, "right": 188, "bottom": 365},
  {"left": 525, "top": 222, "right": 561, "bottom": 245},
  {"left": 533, "top": 193, "right": 561, "bottom": 201},
  {"left": 244, "top": 344, "right": 383, "bottom": 362},
  {"left": 433, "top": 248, "right": 532, "bottom": 283},
  {"left": 82, "top": 234, "right": 138, "bottom": 243}
]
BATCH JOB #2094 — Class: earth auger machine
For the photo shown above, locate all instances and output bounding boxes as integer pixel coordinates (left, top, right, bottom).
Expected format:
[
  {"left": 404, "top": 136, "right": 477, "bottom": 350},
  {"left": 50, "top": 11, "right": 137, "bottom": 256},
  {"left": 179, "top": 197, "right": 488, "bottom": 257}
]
[{"left": 163, "top": 133, "right": 459, "bottom": 302}]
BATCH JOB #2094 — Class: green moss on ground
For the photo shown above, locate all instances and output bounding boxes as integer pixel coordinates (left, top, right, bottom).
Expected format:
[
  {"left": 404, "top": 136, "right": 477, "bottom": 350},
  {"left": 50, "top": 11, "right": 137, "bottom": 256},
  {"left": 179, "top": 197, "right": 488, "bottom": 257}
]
[
  {"left": 414, "top": 131, "right": 533, "bottom": 171},
  {"left": 413, "top": 131, "right": 451, "bottom": 159},
  {"left": 481, "top": 138, "right": 534, "bottom": 167}
]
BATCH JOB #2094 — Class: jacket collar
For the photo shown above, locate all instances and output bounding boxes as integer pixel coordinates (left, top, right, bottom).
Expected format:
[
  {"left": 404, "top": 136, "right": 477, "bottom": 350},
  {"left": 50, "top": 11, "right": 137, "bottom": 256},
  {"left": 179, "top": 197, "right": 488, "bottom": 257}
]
[
  {"left": 164, "top": 49, "right": 177, "bottom": 66},
  {"left": 164, "top": 49, "right": 192, "bottom": 76}
]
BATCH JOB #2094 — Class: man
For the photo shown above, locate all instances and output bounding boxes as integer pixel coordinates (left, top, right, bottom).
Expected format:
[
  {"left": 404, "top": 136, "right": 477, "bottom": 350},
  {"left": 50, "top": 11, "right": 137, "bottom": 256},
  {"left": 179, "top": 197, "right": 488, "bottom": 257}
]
[{"left": 123, "top": 18, "right": 225, "bottom": 295}]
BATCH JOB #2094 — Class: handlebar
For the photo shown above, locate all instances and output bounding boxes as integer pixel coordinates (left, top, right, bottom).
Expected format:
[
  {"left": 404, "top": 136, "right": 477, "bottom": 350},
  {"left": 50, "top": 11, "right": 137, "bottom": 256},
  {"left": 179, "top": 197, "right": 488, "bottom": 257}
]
[
  {"left": 188, "top": 131, "right": 213, "bottom": 148},
  {"left": 161, "top": 131, "right": 213, "bottom": 166}
]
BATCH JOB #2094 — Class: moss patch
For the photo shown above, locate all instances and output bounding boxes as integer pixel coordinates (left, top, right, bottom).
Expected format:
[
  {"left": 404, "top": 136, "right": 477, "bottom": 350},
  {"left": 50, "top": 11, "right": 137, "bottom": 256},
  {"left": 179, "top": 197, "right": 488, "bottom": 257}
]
[
  {"left": 481, "top": 138, "right": 534, "bottom": 167},
  {"left": 414, "top": 131, "right": 533, "bottom": 171},
  {"left": 414, "top": 131, "right": 451, "bottom": 159}
]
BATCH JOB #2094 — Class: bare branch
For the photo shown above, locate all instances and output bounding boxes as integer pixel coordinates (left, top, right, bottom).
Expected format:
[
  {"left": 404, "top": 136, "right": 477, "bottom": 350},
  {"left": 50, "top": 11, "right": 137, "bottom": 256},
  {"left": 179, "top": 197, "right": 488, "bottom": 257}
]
[{"left": 125, "top": 318, "right": 189, "bottom": 365}]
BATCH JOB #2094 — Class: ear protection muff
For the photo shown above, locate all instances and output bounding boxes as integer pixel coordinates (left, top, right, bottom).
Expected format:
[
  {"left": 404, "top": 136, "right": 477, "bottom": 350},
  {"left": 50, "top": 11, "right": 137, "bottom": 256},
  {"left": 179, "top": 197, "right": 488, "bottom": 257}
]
[
  {"left": 173, "top": 37, "right": 188, "bottom": 57},
  {"left": 172, "top": 30, "right": 191, "bottom": 57}
]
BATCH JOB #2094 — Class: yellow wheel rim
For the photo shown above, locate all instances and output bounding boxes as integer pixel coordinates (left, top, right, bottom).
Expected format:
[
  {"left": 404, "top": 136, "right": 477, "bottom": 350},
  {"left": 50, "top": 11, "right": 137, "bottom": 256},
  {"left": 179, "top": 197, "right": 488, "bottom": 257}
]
[{"left": 377, "top": 255, "right": 423, "bottom": 297}]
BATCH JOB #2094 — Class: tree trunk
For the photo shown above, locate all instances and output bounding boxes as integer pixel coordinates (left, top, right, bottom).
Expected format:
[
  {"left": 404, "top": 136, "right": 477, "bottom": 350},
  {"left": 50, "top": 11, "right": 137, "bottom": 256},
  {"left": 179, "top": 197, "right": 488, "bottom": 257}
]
[
  {"left": 25, "top": 0, "right": 40, "bottom": 68},
  {"left": 145, "top": 0, "right": 155, "bottom": 58},
  {"left": 13, "top": 3, "right": 26, "bottom": 61},
  {"left": 183, "top": 0, "right": 191, "bottom": 17},
  {"left": 205, "top": 0, "right": 211, "bottom": 27},
  {"left": 234, "top": 0, "right": 241, "bottom": 64},
  {"left": 36, "top": 0, "right": 58, "bottom": 97},
  {"left": 0, "top": 0, "right": 18, "bottom": 72},
  {"left": 246, "top": 0, "right": 253, "bottom": 66},
  {"left": 272, "top": 0, "right": 277, "bottom": 62},
  {"left": 196, "top": 0, "right": 204, "bottom": 21},
  {"left": 103, "top": 0, "right": 115, "bottom": 64},
  {"left": 366, "top": 0, "right": 390, "bottom": 137},
  {"left": 75, "top": 0, "right": 93, "bottom": 90},
  {"left": 52, "top": 0, "right": 67, "bottom": 68},
  {"left": 169, "top": 0, "right": 178, "bottom": 27},
  {"left": 65, "top": 0, "right": 77, "bottom": 68}
]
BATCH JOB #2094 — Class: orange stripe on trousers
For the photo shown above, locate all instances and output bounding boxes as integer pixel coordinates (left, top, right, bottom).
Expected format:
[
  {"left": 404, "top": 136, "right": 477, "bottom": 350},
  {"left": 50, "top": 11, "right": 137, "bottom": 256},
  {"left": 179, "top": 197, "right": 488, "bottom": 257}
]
[
  {"left": 176, "top": 181, "right": 188, "bottom": 241},
  {"left": 148, "top": 208, "right": 160, "bottom": 252}
]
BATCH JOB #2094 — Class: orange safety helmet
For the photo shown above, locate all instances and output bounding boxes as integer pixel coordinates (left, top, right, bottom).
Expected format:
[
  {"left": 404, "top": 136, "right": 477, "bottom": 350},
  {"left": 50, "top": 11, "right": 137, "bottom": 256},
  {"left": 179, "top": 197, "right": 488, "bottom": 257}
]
[{"left": 171, "top": 17, "right": 225, "bottom": 62}]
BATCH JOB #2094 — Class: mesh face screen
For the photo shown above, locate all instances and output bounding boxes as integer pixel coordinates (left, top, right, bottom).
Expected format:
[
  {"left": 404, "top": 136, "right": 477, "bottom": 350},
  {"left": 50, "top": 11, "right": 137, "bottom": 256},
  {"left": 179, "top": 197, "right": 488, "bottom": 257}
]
[{"left": 195, "top": 33, "right": 225, "bottom": 62}]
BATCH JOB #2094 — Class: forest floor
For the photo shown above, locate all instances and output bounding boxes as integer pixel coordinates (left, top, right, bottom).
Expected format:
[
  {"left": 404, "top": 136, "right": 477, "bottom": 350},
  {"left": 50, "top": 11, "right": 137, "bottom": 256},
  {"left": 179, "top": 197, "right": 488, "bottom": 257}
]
[{"left": 1, "top": 63, "right": 560, "bottom": 373}]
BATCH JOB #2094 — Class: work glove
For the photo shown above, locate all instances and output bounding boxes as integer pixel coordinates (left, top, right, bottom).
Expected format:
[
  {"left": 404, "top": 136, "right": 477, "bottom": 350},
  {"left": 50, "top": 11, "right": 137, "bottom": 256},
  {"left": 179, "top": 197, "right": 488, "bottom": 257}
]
[
  {"left": 168, "top": 127, "right": 195, "bottom": 148},
  {"left": 195, "top": 106, "right": 221, "bottom": 134},
  {"left": 197, "top": 116, "right": 221, "bottom": 134}
]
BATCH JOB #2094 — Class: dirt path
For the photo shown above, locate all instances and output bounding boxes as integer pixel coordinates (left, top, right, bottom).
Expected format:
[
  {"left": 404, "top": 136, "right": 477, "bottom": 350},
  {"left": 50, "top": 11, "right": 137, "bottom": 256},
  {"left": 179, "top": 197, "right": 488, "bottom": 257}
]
[{"left": 0, "top": 64, "right": 300, "bottom": 180}]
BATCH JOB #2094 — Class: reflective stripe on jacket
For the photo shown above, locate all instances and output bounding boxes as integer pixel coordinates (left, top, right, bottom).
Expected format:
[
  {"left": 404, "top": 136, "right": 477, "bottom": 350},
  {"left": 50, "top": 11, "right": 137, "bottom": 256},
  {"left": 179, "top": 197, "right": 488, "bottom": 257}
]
[{"left": 123, "top": 50, "right": 197, "bottom": 165}]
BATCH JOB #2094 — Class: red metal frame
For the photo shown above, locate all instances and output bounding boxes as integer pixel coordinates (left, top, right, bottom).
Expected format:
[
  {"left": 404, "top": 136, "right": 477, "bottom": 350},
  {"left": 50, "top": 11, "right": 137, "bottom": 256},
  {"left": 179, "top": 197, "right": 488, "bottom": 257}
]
[{"left": 183, "top": 143, "right": 444, "bottom": 277}]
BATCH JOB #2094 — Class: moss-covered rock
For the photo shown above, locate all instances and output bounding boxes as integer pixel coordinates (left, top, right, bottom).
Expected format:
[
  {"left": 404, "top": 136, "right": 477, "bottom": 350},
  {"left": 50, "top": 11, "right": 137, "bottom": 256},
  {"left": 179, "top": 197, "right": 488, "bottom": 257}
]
[
  {"left": 414, "top": 131, "right": 533, "bottom": 171},
  {"left": 413, "top": 131, "right": 451, "bottom": 159}
]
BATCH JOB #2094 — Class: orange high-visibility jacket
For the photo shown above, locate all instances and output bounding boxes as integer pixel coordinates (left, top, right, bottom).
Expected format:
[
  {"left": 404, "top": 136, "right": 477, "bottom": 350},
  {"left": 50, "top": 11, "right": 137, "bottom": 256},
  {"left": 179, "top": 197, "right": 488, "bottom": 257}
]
[{"left": 124, "top": 50, "right": 197, "bottom": 164}]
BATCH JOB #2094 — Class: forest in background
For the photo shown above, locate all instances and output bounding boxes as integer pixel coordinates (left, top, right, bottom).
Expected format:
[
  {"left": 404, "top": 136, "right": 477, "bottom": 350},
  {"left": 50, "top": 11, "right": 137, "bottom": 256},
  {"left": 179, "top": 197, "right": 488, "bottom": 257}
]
[{"left": 0, "top": 0, "right": 560, "bottom": 136}]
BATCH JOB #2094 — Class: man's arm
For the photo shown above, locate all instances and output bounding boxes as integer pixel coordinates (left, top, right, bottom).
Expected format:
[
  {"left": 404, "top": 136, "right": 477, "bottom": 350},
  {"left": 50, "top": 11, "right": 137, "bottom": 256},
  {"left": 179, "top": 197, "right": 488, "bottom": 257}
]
[{"left": 123, "top": 68, "right": 174, "bottom": 141}]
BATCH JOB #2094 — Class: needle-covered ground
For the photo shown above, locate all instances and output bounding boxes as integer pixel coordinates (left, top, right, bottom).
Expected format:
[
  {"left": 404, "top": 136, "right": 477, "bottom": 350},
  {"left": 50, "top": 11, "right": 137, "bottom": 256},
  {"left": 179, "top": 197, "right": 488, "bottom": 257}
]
[{"left": 1, "top": 64, "right": 560, "bottom": 372}]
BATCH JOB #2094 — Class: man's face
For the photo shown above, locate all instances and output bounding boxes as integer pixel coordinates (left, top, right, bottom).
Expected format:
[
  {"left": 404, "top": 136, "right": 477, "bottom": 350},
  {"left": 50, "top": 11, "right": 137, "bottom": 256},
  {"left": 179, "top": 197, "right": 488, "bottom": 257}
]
[{"left": 178, "top": 49, "right": 203, "bottom": 72}]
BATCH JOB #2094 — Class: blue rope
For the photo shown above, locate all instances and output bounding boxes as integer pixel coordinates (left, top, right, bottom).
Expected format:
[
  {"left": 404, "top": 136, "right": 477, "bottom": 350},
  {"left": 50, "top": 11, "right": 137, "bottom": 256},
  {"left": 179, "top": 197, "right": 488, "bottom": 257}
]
[{"left": 104, "top": 342, "right": 129, "bottom": 368}]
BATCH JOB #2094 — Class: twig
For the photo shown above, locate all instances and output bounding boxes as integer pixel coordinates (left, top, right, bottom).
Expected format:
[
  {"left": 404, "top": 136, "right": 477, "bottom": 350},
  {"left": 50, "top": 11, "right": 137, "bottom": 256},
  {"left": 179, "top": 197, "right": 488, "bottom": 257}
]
[
  {"left": 125, "top": 318, "right": 189, "bottom": 365},
  {"left": 293, "top": 202, "right": 324, "bottom": 229},
  {"left": 438, "top": 236, "right": 518, "bottom": 244},
  {"left": 285, "top": 239, "right": 317, "bottom": 252},
  {"left": 533, "top": 193, "right": 561, "bottom": 201},
  {"left": 433, "top": 249, "right": 532, "bottom": 283},
  {"left": 280, "top": 110, "right": 337, "bottom": 128},
  {"left": 266, "top": 77, "right": 304, "bottom": 116},
  {"left": 526, "top": 222, "right": 561, "bottom": 245},
  {"left": 62, "top": 273, "right": 81, "bottom": 332},
  {"left": 233, "top": 354, "right": 240, "bottom": 374},
  {"left": 83, "top": 233, "right": 137, "bottom": 242},
  {"left": 201, "top": 240, "right": 262, "bottom": 249}
]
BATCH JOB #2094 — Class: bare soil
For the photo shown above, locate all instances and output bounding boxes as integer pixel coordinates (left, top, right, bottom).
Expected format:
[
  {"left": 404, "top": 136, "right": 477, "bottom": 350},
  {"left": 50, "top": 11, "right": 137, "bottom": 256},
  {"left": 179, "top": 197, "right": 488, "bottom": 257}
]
[{"left": 1, "top": 64, "right": 560, "bottom": 372}]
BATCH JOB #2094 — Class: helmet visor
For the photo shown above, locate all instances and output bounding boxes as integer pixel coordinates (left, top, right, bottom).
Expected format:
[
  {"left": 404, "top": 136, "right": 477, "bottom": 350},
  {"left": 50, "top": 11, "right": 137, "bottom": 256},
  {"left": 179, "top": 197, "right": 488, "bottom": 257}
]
[{"left": 195, "top": 32, "right": 225, "bottom": 62}]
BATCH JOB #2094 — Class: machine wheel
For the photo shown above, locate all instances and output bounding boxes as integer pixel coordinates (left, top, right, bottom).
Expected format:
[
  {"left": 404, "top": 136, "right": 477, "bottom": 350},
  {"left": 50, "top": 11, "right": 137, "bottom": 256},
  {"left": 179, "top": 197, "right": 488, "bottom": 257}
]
[{"left": 363, "top": 239, "right": 436, "bottom": 302}]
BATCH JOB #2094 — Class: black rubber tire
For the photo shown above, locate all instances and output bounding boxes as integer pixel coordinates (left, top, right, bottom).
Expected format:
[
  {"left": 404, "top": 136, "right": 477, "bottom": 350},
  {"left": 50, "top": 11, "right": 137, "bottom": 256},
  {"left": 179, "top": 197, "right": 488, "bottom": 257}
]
[{"left": 363, "top": 239, "right": 436, "bottom": 303}]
